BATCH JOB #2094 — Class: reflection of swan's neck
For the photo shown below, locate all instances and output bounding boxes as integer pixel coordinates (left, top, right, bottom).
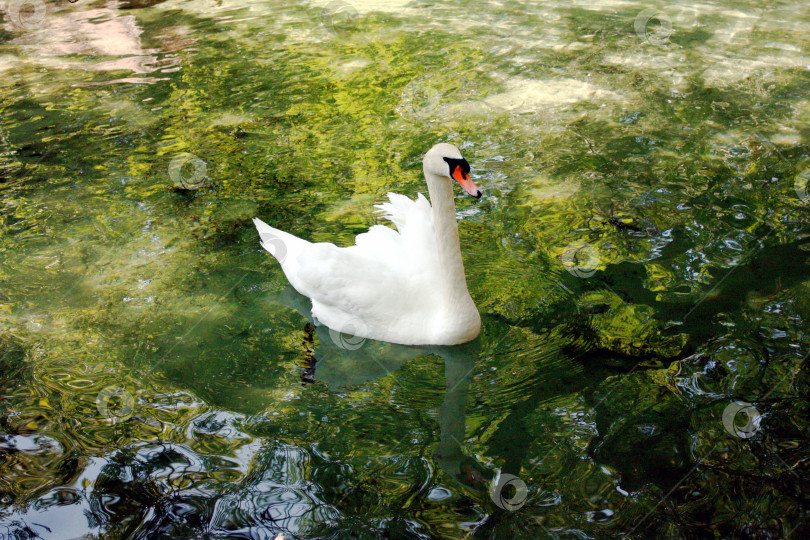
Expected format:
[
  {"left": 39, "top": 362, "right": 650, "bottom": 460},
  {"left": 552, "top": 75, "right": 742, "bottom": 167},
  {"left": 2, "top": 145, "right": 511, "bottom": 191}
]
[
  {"left": 425, "top": 170, "right": 470, "bottom": 304},
  {"left": 436, "top": 353, "right": 475, "bottom": 480}
]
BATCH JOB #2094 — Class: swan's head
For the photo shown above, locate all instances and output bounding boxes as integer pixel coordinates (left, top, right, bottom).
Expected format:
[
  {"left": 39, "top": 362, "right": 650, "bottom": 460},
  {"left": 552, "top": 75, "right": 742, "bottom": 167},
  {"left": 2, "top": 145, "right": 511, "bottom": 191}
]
[{"left": 424, "top": 143, "right": 482, "bottom": 199}]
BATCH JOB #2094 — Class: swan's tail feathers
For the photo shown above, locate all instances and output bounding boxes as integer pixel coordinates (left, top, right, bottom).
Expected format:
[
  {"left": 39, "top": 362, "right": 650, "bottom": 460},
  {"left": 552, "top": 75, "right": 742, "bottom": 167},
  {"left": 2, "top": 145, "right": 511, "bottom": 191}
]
[
  {"left": 253, "top": 218, "right": 305, "bottom": 261},
  {"left": 252, "top": 218, "right": 311, "bottom": 294},
  {"left": 374, "top": 192, "right": 432, "bottom": 233}
]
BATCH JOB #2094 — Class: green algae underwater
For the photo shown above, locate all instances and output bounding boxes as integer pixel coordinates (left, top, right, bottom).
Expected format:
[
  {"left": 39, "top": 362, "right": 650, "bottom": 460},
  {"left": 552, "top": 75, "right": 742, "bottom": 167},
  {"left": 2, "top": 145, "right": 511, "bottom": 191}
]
[{"left": 1, "top": 0, "right": 810, "bottom": 538}]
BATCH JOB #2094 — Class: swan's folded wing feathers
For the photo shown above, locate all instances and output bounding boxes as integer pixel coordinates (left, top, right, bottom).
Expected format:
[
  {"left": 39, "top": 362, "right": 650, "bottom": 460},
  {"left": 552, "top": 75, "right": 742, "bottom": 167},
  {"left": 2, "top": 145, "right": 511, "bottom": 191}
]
[
  {"left": 298, "top": 243, "right": 400, "bottom": 310},
  {"left": 394, "top": 193, "right": 439, "bottom": 275},
  {"left": 374, "top": 192, "right": 433, "bottom": 233},
  {"left": 373, "top": 194, "right": 407, "bottom": 231},
  {"left": 352, "top": 224, "right": 402, "bottom": 263},
  {"left": 296, "top": 242, "right": 422, "bottom": 332},
  {"left": 367, "top": 194, "right": 437, "bottom": 278}
]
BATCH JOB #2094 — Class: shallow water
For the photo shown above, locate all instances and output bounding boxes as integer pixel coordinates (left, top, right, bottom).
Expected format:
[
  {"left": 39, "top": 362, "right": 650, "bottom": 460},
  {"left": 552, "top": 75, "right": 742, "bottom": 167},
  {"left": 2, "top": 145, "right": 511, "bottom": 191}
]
[{"left": 1, "top": 0, "right": 809, "bottom": 538}]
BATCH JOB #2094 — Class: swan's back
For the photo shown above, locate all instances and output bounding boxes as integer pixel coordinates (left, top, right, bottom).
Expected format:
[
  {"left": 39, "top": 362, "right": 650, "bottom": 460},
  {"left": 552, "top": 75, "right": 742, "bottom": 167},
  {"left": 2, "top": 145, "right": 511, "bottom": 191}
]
[{"left": 254, "top": 194, "right": 445, "bottom": 344}]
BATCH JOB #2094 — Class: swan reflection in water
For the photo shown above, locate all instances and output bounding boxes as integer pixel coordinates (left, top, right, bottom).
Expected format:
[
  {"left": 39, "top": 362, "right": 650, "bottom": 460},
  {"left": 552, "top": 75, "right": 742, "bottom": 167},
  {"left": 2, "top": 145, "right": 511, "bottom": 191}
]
[{"left": 278, "top": 286, "right": 491, "bottom": 493}]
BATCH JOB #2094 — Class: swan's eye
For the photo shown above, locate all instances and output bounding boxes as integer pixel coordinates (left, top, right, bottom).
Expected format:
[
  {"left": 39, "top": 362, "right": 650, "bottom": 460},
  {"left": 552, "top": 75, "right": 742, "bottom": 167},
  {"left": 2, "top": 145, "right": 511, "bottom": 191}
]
[{"left": 442, "top": 157, "right": 470, "bottom": 179}]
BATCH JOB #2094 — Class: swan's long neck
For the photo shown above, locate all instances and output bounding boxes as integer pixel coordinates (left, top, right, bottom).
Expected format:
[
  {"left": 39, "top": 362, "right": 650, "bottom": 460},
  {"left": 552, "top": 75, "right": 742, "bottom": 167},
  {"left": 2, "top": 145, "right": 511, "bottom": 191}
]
[{"left": 425, "top": 170, "right": 471, "bottom": 304}]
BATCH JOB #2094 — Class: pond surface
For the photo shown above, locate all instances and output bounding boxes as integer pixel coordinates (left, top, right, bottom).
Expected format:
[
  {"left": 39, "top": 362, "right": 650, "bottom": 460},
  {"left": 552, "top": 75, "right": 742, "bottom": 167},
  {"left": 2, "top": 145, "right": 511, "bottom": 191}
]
[{"left": 1, "top": 0, "right": 810, "bottom": 538}]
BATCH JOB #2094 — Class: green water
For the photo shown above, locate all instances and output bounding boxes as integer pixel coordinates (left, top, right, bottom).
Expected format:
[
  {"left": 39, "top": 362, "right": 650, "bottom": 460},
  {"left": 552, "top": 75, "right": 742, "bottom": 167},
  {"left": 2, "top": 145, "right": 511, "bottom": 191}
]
[{"left": 1, "top": 0, "right": 809, "bottom": 538}]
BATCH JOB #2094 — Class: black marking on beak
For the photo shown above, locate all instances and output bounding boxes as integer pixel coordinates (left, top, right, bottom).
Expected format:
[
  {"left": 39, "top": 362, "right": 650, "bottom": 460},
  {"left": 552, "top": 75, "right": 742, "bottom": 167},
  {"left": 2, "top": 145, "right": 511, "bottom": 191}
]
[{"left": 442, "top": 156, "right": 470, "bottom": 178}]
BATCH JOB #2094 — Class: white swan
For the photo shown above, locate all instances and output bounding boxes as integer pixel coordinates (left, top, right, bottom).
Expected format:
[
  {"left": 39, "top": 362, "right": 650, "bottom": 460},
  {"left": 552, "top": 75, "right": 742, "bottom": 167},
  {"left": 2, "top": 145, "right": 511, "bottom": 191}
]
[{"left": 253, "top": 143, "right": 482, "bottom": 346}]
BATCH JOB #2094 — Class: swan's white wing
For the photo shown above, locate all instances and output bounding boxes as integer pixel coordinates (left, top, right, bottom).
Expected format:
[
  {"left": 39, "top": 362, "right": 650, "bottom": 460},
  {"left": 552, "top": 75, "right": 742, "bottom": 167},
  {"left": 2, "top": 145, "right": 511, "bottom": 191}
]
[
  {"left": 292, "top": 193, "right": 441, "bottom": 341},
  {"left": 297, "top": 242, "right": 426, "bottom": 336},
  {"left": 255, "top": 192, "right": 449, "bottom": 344},
  {"left": 372, "top": 192, "right": 439, "bottom": 276},
  {"left": 374, "top": 192, "right": 431, "bottom": 233},
  {"left": 352, "top": 224, "right": 402, "bottom": 264}
]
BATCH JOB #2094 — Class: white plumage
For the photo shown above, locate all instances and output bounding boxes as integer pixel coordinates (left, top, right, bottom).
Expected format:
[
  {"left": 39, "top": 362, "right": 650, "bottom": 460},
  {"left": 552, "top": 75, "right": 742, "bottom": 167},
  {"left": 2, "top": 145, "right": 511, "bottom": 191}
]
[{"left": 253, "top": 143, "right": 482, "bottom": 346}]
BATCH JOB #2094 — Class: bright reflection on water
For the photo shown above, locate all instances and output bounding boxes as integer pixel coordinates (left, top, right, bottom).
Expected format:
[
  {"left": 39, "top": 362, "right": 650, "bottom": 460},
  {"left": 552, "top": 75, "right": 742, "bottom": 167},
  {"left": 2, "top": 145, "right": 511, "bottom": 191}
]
[{"left": 1, "top": 0, "right": 810, "bottom": 538}]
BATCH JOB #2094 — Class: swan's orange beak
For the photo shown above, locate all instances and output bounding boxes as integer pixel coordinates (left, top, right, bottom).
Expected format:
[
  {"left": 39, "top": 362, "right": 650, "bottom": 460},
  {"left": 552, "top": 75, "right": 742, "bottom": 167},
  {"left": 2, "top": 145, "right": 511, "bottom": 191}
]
[{"left": 452, "top": 165, "right": 482, "bottom": 198}]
